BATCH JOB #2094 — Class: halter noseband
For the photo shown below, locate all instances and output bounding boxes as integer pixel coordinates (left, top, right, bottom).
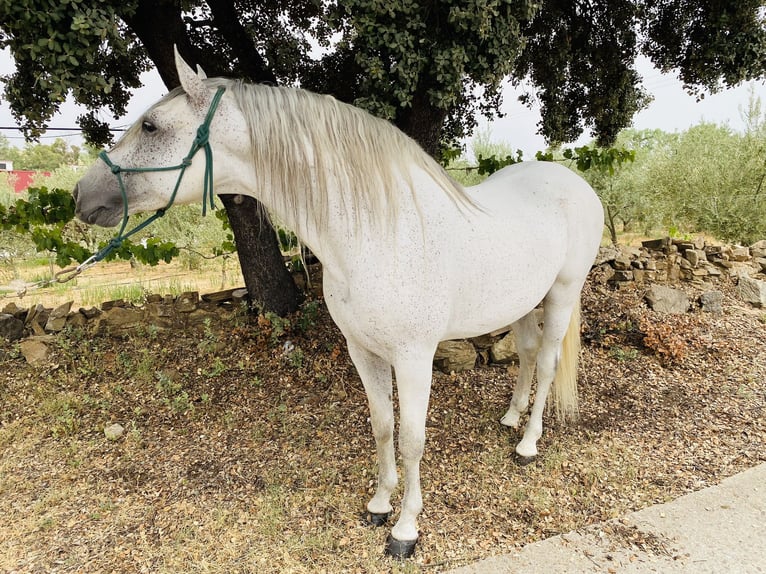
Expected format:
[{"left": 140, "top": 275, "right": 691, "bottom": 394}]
[{"left": 91, "top": 86, "right": 226, "bottom": 263}]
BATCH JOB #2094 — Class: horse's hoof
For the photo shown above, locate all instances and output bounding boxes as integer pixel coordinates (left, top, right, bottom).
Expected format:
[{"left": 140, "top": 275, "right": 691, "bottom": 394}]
[
  {"left": 385, "top": 534, "right": 418, "bottom": 559},
  {"left": 514, "top": 452, "right": 537, "bottom": 466},
  {"left": 365, "top": 511, "right": 391, "bottom": 527}
]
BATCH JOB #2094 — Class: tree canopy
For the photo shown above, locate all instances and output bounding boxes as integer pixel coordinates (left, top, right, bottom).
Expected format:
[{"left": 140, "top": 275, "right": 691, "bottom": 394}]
[{"left": 2, "top": 0, "right": 764, "bottom": 151}]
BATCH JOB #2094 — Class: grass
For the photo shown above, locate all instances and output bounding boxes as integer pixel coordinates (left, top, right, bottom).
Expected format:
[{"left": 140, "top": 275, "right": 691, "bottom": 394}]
[{"left": 2, "top": 257, "right": 244, "bottom": 310}]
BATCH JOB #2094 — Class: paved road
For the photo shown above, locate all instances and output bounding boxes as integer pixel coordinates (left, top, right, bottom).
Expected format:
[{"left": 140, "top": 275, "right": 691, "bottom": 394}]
[{"left": 450, "top": 463, "right": 766, "bottom": 573}]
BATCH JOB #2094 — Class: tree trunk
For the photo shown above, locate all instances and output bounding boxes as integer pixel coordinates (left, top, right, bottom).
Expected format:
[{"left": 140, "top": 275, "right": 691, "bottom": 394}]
[
  {"left": 219, "top": 194, "right": 301, "bottom": 315},
  {"left": 126, "top": 2, "right": 300, "bottom": 316},
  {"left": 395, "top": 89, "right": 449, "bottom": 158}
]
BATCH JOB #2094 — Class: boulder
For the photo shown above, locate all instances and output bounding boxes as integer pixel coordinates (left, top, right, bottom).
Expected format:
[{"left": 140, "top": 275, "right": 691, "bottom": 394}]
[
  {"left": 490, "top": 332, "right": 518, "bottom": 364},
  {"left": 737, "top": 275, "right": 766, "bottom": 307},
  {"left": 0, "top": 313, "right": 24, "bottom": 341},
  {"left": 175, "top": 291, "right": 200, "bottom": 313},
  {"left": 19, "top": 336, "right": 56, "bottom": 364},
  {"left": 645, "top": 285, "right": 690, "bottom": 314},
  {"left": 433, "top": 340, "right": 477, "bottom": 373},
  {"left": 700, "top": 290, "right": 724, "bottom": 314},
  {"left": 45, "top": 301, "right": 73, "bottom": 332}
]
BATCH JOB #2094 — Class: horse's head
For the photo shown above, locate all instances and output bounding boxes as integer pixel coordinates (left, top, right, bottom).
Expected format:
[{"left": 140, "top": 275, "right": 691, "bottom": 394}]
[{"left": 73, "top": 50, "right": 249, "bottom": 227}]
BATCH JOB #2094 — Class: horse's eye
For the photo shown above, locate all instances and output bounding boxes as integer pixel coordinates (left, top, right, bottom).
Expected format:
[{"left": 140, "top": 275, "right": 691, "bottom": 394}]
[{"left": 142, "top": 121, "right": 157, "bottom": 134}]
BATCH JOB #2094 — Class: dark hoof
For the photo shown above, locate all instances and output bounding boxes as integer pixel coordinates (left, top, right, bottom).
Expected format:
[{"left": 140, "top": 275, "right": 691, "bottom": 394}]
[
  {"left": 365, "top": 511, "right": 391, "bottom": 527},
  {"left": 514, "top": 452, "right": 537, "bottom": 466},
  {"left": 385, "top": 534, "right": 418, "bottom": 559}
]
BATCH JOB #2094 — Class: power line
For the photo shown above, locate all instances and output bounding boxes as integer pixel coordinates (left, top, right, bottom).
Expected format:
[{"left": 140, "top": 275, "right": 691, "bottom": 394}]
[{"left": 0, "top": 126, "right": 126, "bottom": 132}]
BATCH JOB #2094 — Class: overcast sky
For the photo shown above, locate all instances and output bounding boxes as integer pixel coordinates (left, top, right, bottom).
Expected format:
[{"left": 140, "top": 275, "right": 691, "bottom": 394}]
[{"left": 1, "top": 49, "right": 765, "bottom": 157}]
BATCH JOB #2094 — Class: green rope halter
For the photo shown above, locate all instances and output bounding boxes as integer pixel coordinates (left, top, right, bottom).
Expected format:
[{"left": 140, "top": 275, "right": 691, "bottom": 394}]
[{"left": 92, "top": 86, "right": 226, "bottom": 263}]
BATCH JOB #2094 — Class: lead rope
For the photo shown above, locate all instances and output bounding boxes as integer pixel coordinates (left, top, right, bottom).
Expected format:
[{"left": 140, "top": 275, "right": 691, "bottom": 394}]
[{"left": 51, "top": 86, "right": 226, "bottom": 285}]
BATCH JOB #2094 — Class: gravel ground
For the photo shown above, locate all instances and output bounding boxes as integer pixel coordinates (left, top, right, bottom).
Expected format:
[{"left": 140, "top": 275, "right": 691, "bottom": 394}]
[{"left": 0, "top": 276, "right": 764, "bottom": 573}]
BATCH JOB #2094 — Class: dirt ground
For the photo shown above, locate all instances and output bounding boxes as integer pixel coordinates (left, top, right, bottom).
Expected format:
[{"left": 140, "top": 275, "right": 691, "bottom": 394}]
[{"left": 0, "top": 274, "right": 764, "bottom": 573}]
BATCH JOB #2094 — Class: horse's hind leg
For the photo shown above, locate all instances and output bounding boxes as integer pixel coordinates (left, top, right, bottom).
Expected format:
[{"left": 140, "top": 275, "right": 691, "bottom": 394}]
[
  {"left": 515, "top": 287, "right": 579, "bottom": 461},
  {"left": 346, "top": 341, "right": 397, "bottom": 525},
  {"left": 500, "top": 310, "right": 542, "bottom": 429}
]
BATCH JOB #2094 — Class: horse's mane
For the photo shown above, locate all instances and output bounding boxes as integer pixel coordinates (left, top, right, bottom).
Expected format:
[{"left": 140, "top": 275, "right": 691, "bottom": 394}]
[{"left": 206, "top": 78, "right": 474, "bottom": 230}]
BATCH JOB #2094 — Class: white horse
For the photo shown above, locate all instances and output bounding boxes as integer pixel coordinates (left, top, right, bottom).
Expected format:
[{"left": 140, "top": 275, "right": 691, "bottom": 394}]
[{"left": 73, "top": 52, "right": 604, "bottom": 558}]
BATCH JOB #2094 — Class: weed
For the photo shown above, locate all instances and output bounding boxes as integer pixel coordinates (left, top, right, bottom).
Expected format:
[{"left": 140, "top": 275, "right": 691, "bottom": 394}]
[
  {"left": 296, "top": 300, "right": 320, "bottom": 333},
  {"left": 169, "top": 391, "right": 192, "bottom": 415},
  {"left": 263, "top": 312, "right": 291, "bottom": 344},
  {"left": 156, "top": 370, "right": 182, "bottom": 396},
  {"left": 609, "top": 346, "right": 639, "bottom": 361},
  {"left": 197, "top": 318, "right": 219, "bottom": 354},
  {"left": 286, "top": 347, "right": 304, "bottom": 369},
  {"left": 40, "top": 396, "right": 82, "bottom": 438},
  {"left": 205, "top": 357, "right": 227, "bottom": 377}
]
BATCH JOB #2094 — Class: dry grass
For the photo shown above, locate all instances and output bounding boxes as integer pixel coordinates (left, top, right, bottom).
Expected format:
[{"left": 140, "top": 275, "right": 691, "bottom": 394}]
[{"left": 0, "top": 275, "right": 764, "bottom": 573}]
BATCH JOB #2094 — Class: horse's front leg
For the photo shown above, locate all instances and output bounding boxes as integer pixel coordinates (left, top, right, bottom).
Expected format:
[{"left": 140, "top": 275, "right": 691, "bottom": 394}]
[
  {"left": 346, "top": 341, "right": 397, "bottom": 525},
  {"left": 387, "top": 353, "right": 434, "bottom": 558}
]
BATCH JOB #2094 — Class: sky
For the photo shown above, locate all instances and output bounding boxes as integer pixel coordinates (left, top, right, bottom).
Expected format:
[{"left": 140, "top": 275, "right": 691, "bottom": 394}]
[{"left": 1, "top": 48, "right": 765, "bottom": 158}]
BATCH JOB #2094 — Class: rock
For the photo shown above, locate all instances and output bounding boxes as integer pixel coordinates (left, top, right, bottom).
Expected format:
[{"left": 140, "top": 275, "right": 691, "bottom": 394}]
[
  {"left": 175, "top": 291, "right": 199, "bottom": 313},
  {"left": 104, "top": 423, "right": 125, "bottom": 441},
  {"left": 433, "top": 340, "right": 477, "bottom": 373},
  {"left": 489, "top": 332, "right": 518, "bottom": 364},
  {"left": 594, "top": 246, "right": 620, "bottom": 265},
  {"left": 19, "top": 336, "right": 55, "bottom": 364},
  {"left": 0, "top": 313, "right": 24, "bottom": 341},
  {"left": 80, "top": 306, "right": 101, "bottom": 319},
  {"left": 737, "top": 275, "right": 766, "bottom": 307},
  {"left": 613, "top": 255, "right": 633, "bottom": 271},
  {"left": 645, "top": 285, "right": 690, "bottom": 314},
  {"left": 750, "top": 239, "right": 766, "bottom": 258},
  {"left": 469, "top": 334, "right": 497, "bottom": 350},
  {"left": 684, "top": 249, "right": 707, "bottom": 267},
  {"left": 99, "top": 307, "right": 145, "bottom": 329},
  {"left": 700, "top": 291, "right": 724, "bottom": 314},
  {"left": 642, "top": 237, "right": 670, "bottom": 250},
  {"left": 45, "top": 301, "right": 73, "bottom": 332},
  {"left": 101, "top": 299, "right": 128, "bottom": 311},
  {"left": 612, "top": 270, "right": 634, "bottom": 282},
  {"left": 66, "top": 313, "right": 88, "bottom": 329},
  {"left": 730, "top": 246, "right": 751, "bottom": 262},
  {"left": 2, "top": 302, "right": 27, "bottom": 320}
]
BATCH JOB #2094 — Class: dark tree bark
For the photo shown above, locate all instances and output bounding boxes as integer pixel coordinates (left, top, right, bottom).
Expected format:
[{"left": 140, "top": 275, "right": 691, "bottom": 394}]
[
  {"left": 219, "top": 194, "right": 302, "bottom": 315},
  {"left": 395, "top": 89, "right": 449, "bottom": 158},
  {"left": 125, "top": 0, "right": 300, "bottom": 316}
]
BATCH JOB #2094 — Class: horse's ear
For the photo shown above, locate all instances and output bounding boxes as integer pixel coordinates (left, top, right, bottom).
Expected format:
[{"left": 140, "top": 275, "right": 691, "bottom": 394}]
[
  {"left": 196, "top": 64, "right": 207, "bottom": 79},
  {"left": 174, "top": 46, "right": 208, "bottom": 104}
]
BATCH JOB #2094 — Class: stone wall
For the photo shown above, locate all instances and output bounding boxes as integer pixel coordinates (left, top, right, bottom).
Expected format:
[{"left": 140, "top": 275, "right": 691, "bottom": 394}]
[
  {"left": 592, "top": 237, "right": 766, "bottom": 287},
  {"left": 2, "top": 238, "right": 766, "bottom": 370}
]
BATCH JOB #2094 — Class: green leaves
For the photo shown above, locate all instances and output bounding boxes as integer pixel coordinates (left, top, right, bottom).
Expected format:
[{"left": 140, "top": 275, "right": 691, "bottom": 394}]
[
  {"left": 0, "top": 186, "right": 183, "bottom": 267},
  {"left": 0, "top": 0, "right": 148, "bottom": 145}
]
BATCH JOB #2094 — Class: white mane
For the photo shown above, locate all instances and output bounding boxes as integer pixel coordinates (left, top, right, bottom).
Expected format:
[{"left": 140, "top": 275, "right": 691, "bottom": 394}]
[{"left": 205, "top": 78, "right": 474, "bottom": 230}]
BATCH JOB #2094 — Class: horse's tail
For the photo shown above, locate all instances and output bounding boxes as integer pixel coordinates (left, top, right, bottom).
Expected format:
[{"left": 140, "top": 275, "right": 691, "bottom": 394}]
[{"left": 551, "top": 299, "right": 581, "bottom": 423}]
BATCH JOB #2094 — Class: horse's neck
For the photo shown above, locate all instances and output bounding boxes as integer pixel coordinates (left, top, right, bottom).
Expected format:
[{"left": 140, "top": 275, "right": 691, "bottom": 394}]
[{"left": 257, "top": 166, "right": 452, "bottom": 272}]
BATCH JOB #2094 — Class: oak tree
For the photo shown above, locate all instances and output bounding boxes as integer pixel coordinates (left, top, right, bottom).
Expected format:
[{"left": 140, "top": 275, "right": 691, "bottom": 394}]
[{"left": 1, "top": 0, "right": 764, "bottom": 313}]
